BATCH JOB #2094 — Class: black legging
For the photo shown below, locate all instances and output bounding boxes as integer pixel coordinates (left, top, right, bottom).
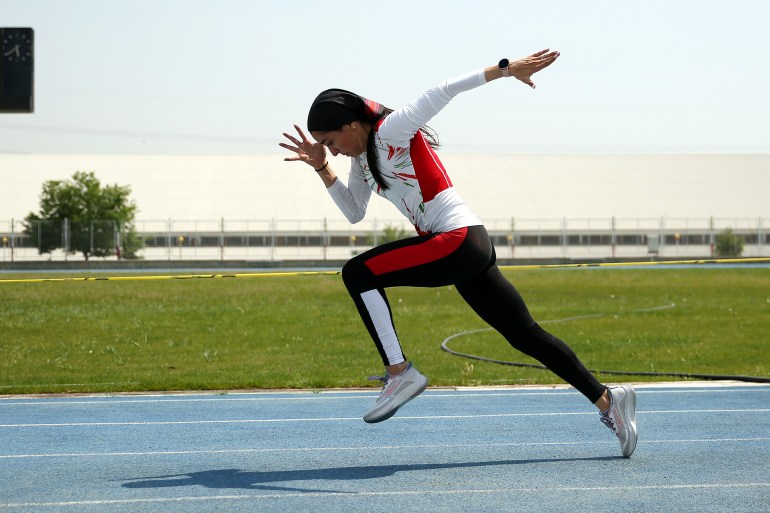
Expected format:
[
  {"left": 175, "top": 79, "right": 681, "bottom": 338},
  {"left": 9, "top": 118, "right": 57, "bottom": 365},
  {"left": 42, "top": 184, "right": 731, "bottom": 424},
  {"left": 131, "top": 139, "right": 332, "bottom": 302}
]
[{"left": 341, "top": 225, "right": 606, "bottom": 403}]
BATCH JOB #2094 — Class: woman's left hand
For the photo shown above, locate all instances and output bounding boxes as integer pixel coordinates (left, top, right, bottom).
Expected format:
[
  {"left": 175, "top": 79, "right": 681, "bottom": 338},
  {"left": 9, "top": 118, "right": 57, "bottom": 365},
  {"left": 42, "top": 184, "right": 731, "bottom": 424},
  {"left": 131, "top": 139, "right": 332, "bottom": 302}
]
[{"left": 507, "top": 49, "right": 560, "bottom": 89}]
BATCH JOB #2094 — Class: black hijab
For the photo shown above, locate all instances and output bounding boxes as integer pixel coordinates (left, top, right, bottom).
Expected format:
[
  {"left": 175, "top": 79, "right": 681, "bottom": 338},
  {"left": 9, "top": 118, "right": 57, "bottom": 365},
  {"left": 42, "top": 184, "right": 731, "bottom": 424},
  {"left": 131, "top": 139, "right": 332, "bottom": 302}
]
[{"left": 307, "top": 89, "right": 383, "bottom": 132}]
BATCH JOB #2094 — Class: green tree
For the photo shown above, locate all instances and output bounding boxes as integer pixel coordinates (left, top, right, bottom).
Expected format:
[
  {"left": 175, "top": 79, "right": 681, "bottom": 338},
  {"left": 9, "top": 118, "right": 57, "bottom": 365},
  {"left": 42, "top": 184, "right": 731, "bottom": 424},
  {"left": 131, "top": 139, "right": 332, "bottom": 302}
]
[
  {"left": 715, "top": 228, "right": 744, "bottom": 257},
  {"left": 23, "top": 171, "right": 142, "bottom": 260}
]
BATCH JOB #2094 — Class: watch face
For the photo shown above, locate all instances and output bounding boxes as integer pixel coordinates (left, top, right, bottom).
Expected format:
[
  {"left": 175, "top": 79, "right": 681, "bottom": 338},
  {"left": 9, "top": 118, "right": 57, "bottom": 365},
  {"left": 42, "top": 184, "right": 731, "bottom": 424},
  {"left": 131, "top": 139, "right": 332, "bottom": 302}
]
[
  {"left": 498, "top": 58, "right": 510, "bottom": 69},
  {"left": 2, "top": 28, "right": 33, "bottom": 64}
]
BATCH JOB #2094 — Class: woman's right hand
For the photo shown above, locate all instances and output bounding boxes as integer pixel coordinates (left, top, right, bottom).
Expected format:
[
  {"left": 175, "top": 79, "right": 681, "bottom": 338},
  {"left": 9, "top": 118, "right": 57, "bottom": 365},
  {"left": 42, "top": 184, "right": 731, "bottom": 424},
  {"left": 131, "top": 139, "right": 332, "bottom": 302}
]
[{"left": 279, "top": 124, "right": 327, "bottom": 169}]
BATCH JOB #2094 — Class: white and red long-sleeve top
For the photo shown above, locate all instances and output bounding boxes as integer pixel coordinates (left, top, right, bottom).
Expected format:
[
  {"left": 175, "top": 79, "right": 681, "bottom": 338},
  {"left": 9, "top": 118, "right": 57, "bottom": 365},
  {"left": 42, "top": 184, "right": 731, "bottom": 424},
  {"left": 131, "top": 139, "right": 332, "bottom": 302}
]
[{"left": 326, "top": 68, "right": 487, "bottom": 235}]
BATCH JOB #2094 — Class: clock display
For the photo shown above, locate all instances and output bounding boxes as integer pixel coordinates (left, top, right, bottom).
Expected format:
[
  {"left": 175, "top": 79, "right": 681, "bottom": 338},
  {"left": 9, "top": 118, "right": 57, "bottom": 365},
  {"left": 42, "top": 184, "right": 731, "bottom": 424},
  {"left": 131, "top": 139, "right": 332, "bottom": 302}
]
[
  {"left": 0, "top": 27, "right": 34, "bottom": 112},
  {"left": 2, "top": 28, "right": 33, "bottom": 64}
]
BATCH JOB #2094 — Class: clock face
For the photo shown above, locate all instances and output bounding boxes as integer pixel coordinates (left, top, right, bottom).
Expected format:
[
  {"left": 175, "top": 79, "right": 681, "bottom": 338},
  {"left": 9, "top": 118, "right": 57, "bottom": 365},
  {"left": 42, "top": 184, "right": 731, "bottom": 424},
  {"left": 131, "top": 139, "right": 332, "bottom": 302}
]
[{"left": 2, "top": 28, "right": 33, "bottom": 64}]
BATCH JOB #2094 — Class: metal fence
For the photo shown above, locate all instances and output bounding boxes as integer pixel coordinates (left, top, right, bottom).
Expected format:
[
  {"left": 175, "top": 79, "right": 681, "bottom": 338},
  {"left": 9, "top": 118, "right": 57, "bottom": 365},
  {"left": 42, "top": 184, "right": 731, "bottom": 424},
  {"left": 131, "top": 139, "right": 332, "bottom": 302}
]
[{"left": 1, "top": 216, "right": 768, "bottom": 262}]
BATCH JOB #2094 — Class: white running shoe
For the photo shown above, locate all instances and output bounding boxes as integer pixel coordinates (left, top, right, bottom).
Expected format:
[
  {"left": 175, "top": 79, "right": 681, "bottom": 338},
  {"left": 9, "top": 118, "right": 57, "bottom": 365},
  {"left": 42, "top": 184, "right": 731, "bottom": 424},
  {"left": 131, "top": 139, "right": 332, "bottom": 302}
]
[
  {"left": 600, "top": 384, "right": 638, "bottom": 458},
  {"left": 363, "top": 363, "right": 428, "bottom": 423}
]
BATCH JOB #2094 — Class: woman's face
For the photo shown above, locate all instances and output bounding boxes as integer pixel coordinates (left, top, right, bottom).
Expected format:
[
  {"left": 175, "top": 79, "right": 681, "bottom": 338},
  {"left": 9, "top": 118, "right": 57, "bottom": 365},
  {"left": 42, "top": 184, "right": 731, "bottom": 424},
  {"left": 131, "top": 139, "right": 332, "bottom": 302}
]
[{"left": 311, "top": 122, "right": 368, "bottom": 158}]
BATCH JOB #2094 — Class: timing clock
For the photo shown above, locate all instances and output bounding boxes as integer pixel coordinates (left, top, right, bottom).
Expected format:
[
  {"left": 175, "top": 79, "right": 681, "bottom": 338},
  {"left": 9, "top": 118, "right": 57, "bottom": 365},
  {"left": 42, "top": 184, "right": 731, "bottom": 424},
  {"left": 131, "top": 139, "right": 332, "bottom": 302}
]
[
  {"left": 3, "top": 28, "right": 33, "bottom": 63},
  {"left": 0, "top": 27, "right": 35, "bottom": 113}
]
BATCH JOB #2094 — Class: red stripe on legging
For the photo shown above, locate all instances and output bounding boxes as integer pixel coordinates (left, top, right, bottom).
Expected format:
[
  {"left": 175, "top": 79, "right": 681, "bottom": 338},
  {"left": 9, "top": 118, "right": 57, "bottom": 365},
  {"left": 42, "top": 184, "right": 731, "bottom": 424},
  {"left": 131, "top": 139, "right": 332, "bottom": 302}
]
[{"left": 364, "top": 227, "right": 468, "bottom": 276}]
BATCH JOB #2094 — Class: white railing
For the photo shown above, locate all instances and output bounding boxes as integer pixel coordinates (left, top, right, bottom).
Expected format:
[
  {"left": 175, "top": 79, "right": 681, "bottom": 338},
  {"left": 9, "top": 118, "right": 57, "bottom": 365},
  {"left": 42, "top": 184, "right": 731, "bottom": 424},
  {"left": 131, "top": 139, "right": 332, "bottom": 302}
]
[{"left": 1, "top": 216, "right": 767, "bottom": 262}]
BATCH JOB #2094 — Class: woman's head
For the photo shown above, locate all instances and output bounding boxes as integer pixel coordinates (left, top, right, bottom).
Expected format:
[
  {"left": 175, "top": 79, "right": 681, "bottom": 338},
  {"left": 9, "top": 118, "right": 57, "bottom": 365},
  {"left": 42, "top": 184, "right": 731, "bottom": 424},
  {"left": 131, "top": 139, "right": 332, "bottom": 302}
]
[
  {"left": 307, "top": 89, "right": 382, "bottom": 157},
  {"left": 306, "top": 88, "right": 437, "bottom": 191},
  {"left": 307, "top": 89, "right": 383, "bottom": 131}
]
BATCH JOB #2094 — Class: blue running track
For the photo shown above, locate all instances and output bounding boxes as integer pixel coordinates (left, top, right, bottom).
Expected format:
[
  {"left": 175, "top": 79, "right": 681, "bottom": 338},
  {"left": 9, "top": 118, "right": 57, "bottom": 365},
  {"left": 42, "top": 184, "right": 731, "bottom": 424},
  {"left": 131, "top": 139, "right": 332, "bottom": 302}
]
[{"left": 1, "top": 383, "right": 768, "bottom": 512}]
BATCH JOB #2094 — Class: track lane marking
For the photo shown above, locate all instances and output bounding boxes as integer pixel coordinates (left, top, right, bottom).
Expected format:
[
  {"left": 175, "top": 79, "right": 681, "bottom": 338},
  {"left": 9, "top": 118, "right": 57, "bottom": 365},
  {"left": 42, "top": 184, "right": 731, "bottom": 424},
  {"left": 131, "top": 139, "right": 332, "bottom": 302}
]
[
  {"left": 1, "top": 409, "right": 767, "bottom": 428},
  {"left": 2, "top": 386, "right": 769, "bottom": 407},
  {"left": 1, "top": 437, "right": 768, "bottom": 460},
  {"left": 2, "top": 382, "right": 767, "bottom": 405},
  {"left": 2, "top": 482, "right": 769, "bottom": 509}
]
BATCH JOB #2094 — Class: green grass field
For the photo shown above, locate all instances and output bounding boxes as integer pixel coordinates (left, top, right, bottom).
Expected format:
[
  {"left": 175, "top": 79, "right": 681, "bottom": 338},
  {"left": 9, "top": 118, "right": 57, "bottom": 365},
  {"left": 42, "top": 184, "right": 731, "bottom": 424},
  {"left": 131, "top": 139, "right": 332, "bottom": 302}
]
[{"left": 1, "top": 267, "right": 768, "bottom": 394}]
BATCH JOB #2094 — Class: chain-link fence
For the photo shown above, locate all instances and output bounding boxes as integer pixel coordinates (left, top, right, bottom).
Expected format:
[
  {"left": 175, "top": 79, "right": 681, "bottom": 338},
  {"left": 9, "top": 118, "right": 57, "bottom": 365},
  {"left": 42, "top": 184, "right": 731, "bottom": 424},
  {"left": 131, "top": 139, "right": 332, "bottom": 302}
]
[
  {"left": 1, "top": 216, "right": 768, "bottom": 262},
  {"left": 1, "top": 219, "right": 128, "bottom": 262}
]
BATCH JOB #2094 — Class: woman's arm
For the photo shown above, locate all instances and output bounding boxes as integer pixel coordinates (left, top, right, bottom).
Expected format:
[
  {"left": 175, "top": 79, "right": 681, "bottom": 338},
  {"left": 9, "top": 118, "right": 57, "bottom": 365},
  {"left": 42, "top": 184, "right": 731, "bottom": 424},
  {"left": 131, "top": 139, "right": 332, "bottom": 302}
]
[
  {"left": 486, "top": 48, "right": 560, "bottom": 87},
  {"left": 280, "top": 124, "right": 372, "bottom": 222},
  {"left": 326, "top": 160, "right": 372, "bottom": 224},
  {"left": 377, "top": 70, "right": 484, "bottom": 143},
  {"left": 379, "top": 49, "right": 560, "bottom": 142}
]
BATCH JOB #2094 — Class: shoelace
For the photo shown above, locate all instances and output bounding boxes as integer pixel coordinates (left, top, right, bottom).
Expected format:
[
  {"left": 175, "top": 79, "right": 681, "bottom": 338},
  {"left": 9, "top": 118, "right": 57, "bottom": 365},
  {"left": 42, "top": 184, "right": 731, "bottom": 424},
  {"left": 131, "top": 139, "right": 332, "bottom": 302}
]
[
  {"left": 600, "top": 411, "right": 618, "bottom": 433},
  {"left": 367, "top": 375, "right": 389, "bottom": 392}
]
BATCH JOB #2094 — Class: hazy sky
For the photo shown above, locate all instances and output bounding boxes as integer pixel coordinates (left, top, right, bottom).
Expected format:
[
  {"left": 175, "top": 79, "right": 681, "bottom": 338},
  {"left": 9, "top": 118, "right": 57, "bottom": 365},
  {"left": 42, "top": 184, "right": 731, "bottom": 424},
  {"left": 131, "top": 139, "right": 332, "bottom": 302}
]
[{"left": 1, "top": 0, "right": 769, "bottom": 154}]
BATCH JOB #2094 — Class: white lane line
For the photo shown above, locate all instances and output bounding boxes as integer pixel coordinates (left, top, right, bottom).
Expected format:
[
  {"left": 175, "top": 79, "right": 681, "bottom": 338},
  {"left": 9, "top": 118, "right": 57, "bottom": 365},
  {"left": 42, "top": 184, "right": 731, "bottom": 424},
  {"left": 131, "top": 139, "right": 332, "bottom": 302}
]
[
  {"left": 1, "top": 409, "right": 767, "bottom": 428},
  {"left": 1, "top": 437, "right": 768, "bottom": 460},
  {"left": 0, "top": 416, "right": 359, "bottom": 428},
  {"left": 0, "top": 396, "right": 379, "bottom": 406},
  {"left": 1, "top": 483, "right": 769, "bottom": 509},
  {"left": 0, "top": 382, "right": 140, "bottom": 390},
  {"left": 400, "top": 409, "right": 770, "bottom": 422},
  {"left": 640, "top": 408, "right": 770, "bottom": 414},
  {"left": 2, "top": 384, "right": 767, "bottom": 406}
]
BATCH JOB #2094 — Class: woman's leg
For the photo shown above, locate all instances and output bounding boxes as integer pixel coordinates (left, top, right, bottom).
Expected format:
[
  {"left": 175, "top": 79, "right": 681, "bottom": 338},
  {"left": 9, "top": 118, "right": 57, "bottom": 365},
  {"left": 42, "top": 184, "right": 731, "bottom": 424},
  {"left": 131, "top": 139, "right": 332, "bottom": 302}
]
[
  {"left": 341, "top": 226, "right": 491, "bottom": 368},
  {"left": 342, "top": 226, "right": 493, "bottom": 423},
  {"left": 455, "top": 259, "right": 639, "bottom": 456},
  {"left": 455, "top": 264, "right": 607, "bottom": 403}
]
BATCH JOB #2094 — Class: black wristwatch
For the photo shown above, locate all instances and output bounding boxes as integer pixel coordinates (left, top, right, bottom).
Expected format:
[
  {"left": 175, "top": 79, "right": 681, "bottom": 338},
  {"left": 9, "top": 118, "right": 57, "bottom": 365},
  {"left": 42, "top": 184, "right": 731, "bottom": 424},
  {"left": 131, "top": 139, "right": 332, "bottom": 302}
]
[{"left": 498, "top": 58, "right": 510, "bottom": 78}]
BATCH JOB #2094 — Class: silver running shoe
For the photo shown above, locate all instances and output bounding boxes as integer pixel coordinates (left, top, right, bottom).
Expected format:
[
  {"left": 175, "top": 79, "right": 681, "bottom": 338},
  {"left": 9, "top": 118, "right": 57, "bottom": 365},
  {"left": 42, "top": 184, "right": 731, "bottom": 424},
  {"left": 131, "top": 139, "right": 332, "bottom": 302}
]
[
  {"left": 600, "top": 384, "right": 638, "bottom": 458},
  {"left": 363, "top": 363, "right": 428, "bottom": 423}
]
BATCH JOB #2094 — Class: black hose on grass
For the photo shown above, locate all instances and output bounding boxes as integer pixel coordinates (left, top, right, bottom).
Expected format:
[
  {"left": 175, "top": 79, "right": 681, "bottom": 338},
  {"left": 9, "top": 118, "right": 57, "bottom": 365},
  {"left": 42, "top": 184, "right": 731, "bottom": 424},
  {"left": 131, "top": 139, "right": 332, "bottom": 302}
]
[{"left": 440, "top": 304, "right": 770, "bottom": 384}]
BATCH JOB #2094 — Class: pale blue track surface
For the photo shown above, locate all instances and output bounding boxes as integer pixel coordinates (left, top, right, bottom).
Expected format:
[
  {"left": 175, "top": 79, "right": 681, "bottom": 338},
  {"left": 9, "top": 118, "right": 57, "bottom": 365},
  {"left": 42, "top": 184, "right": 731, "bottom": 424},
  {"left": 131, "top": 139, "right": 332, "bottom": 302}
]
[{"left": 1, "top": 383, "right": 768, "bottom": 512}]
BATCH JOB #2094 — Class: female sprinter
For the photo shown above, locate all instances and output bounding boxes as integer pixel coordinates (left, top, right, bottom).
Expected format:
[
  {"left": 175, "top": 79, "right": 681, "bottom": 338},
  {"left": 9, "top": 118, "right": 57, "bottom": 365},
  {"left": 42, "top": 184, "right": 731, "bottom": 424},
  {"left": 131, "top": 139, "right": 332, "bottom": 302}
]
[{"left": 280, "top": 49, "right": 637, "bottom": 458}]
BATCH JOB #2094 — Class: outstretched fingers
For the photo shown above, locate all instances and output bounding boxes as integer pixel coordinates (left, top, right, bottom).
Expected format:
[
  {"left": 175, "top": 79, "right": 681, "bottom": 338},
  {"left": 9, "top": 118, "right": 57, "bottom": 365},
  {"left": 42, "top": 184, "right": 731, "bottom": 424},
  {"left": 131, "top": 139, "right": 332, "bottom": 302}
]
[
  {"left": 510, "top": 48, "right": 561, "bottom": 88},
  {"left": 281, "top": 124, "right": 307, "bottom": 147},
  {"left": 293, "top": 124, "right": 309, "bottom": 140},
  {"left": 280, "top": 124, "right": 309, "bottom": 161},
  {"left": 530, "top": 49, "right": 560, "bottom": 69},
  {"left": 279, "top": 124, "right": 326, "bottom": 165}
]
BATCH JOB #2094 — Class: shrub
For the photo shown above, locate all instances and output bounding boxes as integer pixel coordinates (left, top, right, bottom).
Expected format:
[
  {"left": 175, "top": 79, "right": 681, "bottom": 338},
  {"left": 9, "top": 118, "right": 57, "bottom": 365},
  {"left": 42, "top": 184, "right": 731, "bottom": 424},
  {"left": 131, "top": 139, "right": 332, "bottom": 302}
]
[{"left": 715, "top": 228, "right": 744, "bottom": 257}]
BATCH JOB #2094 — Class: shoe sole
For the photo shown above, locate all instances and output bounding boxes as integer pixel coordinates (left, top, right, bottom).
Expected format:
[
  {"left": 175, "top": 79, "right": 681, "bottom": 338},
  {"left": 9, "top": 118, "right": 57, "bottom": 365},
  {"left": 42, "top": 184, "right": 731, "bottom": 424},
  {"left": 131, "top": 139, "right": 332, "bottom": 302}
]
[
  {"left": 620, "top": 384, "right": 638, "bottom": 458},
  {"left": 363, "top": 379, "right": 428, "bottom": 424}
]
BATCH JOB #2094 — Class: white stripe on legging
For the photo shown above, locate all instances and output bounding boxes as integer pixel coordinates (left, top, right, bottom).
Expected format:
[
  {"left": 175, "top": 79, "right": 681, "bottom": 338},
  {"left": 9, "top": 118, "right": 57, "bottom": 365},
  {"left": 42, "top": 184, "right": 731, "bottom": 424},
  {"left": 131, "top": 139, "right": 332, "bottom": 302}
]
[{"left": 360, "top": 289, "right": 404, "bottom": 365}]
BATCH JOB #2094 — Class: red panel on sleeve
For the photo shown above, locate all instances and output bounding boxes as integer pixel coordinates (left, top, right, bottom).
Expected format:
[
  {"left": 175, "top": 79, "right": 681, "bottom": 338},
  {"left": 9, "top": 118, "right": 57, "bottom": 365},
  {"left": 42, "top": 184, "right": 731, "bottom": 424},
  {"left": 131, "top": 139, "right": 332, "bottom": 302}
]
[{"left": 409, "top": 131, "right": 452, "bottom": 202}]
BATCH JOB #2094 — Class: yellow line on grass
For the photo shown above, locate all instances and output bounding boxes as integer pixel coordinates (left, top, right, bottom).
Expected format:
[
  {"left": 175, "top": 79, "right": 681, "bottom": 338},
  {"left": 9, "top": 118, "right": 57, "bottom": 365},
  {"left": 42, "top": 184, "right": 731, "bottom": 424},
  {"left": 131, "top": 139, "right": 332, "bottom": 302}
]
[
  {"left": 498, "top": 256, "right": 770, "bottom": 271},
  {"left": 0, "top": 257, "right": 768, "bottom": 284},
  {"left": 0, "top": 270, "right": 342, "bottom": 284}
]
